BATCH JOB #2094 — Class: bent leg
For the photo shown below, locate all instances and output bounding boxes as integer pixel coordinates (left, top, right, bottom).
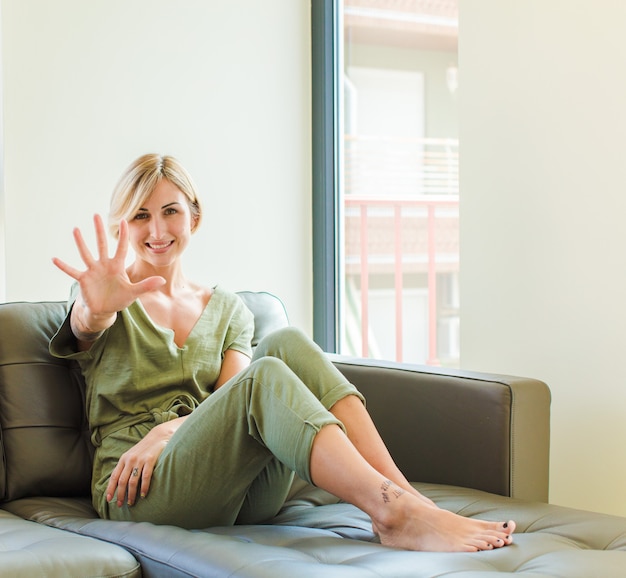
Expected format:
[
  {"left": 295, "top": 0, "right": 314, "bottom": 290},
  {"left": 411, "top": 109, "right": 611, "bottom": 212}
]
[
  {"left": 103, "top": 357, "right": 341, "bottom": 528},
  {"left": 255, "top": 328, "right": 517, "bottom": 552},
  {"left": 254, "top": 328, "right": 426, "bottom": 501}
]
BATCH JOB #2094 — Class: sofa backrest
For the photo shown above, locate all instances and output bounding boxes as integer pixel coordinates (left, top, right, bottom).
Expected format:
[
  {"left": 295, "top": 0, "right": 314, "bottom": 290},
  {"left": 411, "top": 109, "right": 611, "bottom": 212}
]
[
  {"left": 236, "top": 291, "right": 289, "bottom": 347},
  {"left": 0, "top": 292, "right": 288, "bottom": 504},
  {"left": 0, "top": 301, "right": 92, "bottom": 502}
]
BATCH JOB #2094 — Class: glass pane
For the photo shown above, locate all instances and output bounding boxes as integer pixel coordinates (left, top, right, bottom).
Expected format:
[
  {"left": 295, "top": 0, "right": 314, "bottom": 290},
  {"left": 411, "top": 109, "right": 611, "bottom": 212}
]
[{"left": 339, "top": 0, "right": 459, "bottom": 366}]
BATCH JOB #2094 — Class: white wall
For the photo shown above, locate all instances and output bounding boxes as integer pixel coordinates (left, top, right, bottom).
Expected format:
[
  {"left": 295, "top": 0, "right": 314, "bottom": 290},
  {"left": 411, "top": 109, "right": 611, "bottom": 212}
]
[
  {"left": 460, "top": 0, "right": 626, "bottom": 516},
  {"left": 1, "top": 0, "right": 312, "bottom": 332}
]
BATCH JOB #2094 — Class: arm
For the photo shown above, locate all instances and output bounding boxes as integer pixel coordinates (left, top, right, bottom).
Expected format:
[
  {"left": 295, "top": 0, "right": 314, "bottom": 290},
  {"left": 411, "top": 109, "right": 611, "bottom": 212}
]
[{"left": 214, "top": 349, "right": 251, "bottom": 390}]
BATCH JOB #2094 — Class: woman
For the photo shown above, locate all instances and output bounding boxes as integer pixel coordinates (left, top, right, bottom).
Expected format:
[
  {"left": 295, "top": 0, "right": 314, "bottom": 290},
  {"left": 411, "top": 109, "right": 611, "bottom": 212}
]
[{"left": 50, "top": 153, "right": 515, "bottom": 552}]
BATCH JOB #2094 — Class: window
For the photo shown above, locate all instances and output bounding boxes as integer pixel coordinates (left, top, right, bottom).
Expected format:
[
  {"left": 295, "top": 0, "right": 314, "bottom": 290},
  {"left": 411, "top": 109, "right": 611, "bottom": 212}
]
[{"left": 312, "top": 0, "right": 458, "bottom": 366}]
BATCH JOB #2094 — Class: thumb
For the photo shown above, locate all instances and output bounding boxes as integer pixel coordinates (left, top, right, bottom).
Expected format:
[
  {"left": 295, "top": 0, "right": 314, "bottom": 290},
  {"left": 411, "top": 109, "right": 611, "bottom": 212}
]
[{"left": 132, "top": 276, "right": 167, "bottom": 296}]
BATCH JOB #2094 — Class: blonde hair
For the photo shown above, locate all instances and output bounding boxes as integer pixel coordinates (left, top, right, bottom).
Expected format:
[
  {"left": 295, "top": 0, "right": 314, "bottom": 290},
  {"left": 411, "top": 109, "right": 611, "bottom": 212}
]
[{"left": 108, "top": 154, "right": 202, "bottom": 239}]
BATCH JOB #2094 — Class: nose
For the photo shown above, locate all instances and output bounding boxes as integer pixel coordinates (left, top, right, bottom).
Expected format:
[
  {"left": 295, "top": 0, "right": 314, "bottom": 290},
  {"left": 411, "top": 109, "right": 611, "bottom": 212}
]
[{"left": 149, "top": 215, "right": 165, "bottom": 239}]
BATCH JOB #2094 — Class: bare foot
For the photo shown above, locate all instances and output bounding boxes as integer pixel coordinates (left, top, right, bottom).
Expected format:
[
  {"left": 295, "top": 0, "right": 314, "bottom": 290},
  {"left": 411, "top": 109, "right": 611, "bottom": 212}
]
[{"left": 371, "top": 483, "right": 515, "bottom": 552}]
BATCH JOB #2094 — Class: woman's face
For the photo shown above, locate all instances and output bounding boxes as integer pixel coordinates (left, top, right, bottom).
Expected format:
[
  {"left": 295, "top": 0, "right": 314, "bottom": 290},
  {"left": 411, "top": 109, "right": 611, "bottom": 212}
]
[{"left": 126, "top": 178, "right": 198, "bottom": 269}]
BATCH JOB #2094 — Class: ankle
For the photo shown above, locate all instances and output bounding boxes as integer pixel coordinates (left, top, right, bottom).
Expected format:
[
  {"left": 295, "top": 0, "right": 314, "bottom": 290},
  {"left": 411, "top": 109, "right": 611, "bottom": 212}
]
[{"left": 370, "top": 479, "right": 410, "bottom": 531}]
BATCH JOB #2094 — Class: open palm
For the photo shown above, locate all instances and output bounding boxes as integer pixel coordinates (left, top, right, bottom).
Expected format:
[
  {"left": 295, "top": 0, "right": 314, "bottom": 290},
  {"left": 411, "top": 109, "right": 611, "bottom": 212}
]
[{"left": 53, "top": 214, "right": 165, "bottom": 317}]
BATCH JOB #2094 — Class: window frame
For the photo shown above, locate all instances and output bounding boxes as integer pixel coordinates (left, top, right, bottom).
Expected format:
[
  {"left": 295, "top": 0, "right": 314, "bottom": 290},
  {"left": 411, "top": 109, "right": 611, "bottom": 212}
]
[
  {"left": 311, "top": 0, "right": 341, "bottom": 352},
  {"left": 0, "top": 2, "right": 5, "bottom": 302}
]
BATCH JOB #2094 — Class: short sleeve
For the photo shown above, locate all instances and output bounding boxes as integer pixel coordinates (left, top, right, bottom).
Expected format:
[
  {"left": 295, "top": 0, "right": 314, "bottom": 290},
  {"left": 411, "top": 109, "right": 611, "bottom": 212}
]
[
  {"left": 49, "top": 308, "right": 92, "bottom": 360},
  {"left": 224, "top": 295, "right": 254, "bottom": 358}
]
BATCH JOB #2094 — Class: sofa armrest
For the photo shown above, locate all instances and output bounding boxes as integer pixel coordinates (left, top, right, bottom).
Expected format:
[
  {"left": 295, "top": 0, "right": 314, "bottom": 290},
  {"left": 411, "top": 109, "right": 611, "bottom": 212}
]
[{"left": 329, "top": 355, "right": 551, "bottom": 502}]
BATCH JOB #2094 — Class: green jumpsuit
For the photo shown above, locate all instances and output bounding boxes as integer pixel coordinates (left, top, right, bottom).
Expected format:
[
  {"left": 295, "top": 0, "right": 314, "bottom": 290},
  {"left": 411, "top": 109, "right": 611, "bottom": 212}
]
[{"left": 49, "top": 286, "right": 363, "bottom": 529}]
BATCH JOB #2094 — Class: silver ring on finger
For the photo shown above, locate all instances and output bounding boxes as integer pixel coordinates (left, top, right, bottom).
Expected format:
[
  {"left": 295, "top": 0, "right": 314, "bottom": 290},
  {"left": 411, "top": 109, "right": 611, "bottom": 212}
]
[{"left": 132, "top": 467, "right": 139, "bottom": 477}]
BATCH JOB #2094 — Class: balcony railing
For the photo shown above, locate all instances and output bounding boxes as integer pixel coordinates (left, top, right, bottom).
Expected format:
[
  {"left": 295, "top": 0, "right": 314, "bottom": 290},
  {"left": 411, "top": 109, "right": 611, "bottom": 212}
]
[
  {"left": 344, "top": 134, "right": 459, "bottom": 197},
  {"left": 341, "top": 136, "right": 459, "bottom": 365}
]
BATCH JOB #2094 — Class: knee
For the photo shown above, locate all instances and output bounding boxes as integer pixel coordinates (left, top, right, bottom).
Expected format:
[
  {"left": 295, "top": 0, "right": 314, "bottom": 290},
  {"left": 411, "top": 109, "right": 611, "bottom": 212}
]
[
  {"left": 245, "top": 357, "right": 305, "bottom": 392},
  {"left": 266, "top": 326, "right": 308, "bottom": 344},
  {"left": 256, "top": 326, "right": 317, "bottom": 357},
  {"left": 252, "top": 356, "right": 288, "bottom": 375},
  {"left": 248, "top": 356, "right": 305, "bottom": 386}
]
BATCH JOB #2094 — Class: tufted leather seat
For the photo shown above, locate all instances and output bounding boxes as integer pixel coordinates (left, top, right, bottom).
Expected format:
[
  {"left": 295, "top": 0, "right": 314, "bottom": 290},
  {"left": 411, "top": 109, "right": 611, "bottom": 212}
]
[{"left": 0, "top": 508, "right": 140, "bottom": 577}]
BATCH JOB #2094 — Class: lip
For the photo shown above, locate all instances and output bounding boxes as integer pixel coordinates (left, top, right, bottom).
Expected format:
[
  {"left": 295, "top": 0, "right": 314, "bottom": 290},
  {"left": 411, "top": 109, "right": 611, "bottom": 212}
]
[{"left": 145, "top": 240, "right": 174, "bottom": 253}]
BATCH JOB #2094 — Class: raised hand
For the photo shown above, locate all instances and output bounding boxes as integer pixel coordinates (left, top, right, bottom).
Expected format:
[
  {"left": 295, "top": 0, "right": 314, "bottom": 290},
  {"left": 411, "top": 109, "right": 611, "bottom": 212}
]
[{"left": 53, "top": 214, "right": 165, "bottom": 336}]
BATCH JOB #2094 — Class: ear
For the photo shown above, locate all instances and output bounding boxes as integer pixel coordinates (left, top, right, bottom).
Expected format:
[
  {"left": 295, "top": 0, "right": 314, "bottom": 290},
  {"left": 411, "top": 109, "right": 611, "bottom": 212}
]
[{"left": 191, "top": 213, "right": 200, "bottom": 233}]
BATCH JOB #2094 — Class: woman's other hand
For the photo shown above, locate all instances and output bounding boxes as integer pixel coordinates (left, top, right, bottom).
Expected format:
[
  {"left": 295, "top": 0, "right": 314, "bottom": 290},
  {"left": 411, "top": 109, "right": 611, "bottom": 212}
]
[{"left": 105, "top": 418, "right": 185, "bottom": 508}]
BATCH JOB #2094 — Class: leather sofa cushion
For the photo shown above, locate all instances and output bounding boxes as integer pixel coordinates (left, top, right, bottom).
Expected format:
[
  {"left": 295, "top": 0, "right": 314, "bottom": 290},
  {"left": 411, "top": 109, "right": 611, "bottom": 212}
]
[
  {"left": 0, "top": 302, "right": 93, "bottom": 502},
  {"left": 5, "top": 482, "right": 626, "bottom": 578},
  {"left": 0, "top": 508, "right": 140, "bottom": 577}
]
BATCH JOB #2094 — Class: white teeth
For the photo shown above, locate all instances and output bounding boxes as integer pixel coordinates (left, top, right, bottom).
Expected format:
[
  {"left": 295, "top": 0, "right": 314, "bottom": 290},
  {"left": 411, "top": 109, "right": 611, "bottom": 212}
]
[{"left": 149, "top": 242, "right": 171, "bottom": 249}]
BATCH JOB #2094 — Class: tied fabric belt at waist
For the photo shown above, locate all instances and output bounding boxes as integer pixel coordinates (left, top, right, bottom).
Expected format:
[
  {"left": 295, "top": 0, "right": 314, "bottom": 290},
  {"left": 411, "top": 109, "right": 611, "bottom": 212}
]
[{"left": 92, "top": 396, "right": 198, "bottom": 446}]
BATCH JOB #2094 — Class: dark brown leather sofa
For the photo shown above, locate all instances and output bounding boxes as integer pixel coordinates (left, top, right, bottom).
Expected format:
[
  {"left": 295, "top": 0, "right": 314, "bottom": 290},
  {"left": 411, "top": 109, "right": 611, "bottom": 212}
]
[{"left": 1, "top": 294, "right": 626, "bottom": 577}]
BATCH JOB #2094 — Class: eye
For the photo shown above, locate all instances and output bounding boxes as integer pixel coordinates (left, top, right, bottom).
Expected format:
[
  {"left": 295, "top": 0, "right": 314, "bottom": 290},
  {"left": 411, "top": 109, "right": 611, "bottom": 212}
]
[
  {"left": 133, "top": 212, "right": 149, "bottom": 221},
  {"left": 164, "top": 207, "right": 178, "bottom": 216}
]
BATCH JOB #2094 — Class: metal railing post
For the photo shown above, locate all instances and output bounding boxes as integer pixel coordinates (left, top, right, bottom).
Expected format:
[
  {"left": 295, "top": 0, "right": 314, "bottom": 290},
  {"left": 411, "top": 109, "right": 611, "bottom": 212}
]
[
  {"left": 427, "top": 203, "right": 440, "bottom": 366},
  {"left": 359, "top": 203, "right": 369, "bottom": 357},
  {"left": 394, "top": 204, "right": 404, "bottom": 361}
]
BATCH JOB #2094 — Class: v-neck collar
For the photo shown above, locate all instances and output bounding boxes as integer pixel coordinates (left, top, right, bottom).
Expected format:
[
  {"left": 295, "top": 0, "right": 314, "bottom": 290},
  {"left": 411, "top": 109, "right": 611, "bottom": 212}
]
[{"left": 131, "top": 286, "right": 219, "bottom": 350}]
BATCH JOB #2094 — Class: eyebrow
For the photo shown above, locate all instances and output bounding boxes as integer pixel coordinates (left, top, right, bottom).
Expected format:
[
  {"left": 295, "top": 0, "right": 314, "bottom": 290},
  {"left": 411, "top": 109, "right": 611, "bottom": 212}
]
[{"left": 138, "top": 202, "right": 181, "bottom": 212}]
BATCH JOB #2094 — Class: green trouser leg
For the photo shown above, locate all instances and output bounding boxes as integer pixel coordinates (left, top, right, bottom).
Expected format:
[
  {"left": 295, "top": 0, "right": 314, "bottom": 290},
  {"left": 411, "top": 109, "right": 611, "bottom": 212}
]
[
  {"left": 251, "top": 326, "right": 364, "bottom": 412},
  {"left": 103, "top": 327, "right": 362, "bottom": 529},
  {"left": 236, "top": 327, "right": 364, "bottom": 524}
]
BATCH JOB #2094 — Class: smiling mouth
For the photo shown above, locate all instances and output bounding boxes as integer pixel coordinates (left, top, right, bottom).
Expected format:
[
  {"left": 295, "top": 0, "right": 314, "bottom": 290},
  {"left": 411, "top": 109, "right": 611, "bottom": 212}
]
[{"left": 146, "top": 241, "right": 174, "bottom": 251}]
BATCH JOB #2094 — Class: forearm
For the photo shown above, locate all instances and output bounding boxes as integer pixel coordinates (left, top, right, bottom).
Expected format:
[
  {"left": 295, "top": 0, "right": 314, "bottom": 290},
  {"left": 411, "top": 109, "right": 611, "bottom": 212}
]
[{"left": 153, "top": 416, "right": 188, "bottom": 440}]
